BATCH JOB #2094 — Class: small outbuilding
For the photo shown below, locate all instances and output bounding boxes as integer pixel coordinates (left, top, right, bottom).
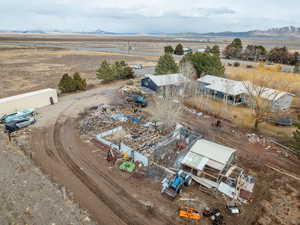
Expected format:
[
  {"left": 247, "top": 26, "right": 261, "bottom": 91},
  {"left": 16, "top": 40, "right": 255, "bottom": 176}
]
[
  {"left": 141, "top": 73, "right": 187, "bottom": 95},
  {"left": 181, "top": 139, "right": 236, "bottom": 183},
  {"left": 0, "top": 88, "right": 58, "bottom": 115}
]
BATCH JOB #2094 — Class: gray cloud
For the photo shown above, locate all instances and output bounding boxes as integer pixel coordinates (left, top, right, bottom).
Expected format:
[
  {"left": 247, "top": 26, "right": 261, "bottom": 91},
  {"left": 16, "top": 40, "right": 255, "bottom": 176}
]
[{"left": 0, "top": 0, "right": 299, "bottom": 33}]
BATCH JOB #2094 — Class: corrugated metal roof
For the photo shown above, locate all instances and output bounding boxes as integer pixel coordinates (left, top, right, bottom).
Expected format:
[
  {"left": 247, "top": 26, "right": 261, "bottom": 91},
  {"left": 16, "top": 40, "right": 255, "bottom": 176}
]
[
  {"left": 181, "top": 139, "right": 236, "bottom": 171},
  {"left": 198, "top": 75, "right": 293, "bottom": 101},
  {"left": 146, "top": 73, "right": 187, "bottom": 87},
  {"left": 199, "top": 75, "right": 246, "bottom": 96}
]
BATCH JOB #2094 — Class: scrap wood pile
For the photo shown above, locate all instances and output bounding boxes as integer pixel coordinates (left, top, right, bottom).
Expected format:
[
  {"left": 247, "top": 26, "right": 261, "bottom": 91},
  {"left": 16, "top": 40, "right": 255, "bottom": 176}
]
[
  {"left": 80, "top": 104, "right": 145, "bottom": 134},
  {"left": 80, "top": 104, "right": 174, "bottom": 154}
]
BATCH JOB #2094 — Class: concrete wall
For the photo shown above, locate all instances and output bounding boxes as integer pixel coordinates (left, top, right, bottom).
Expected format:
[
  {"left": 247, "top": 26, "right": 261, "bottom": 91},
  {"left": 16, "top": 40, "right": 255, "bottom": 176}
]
[{"left": 0, "top": 89, "right": 58, "bottom": 115}]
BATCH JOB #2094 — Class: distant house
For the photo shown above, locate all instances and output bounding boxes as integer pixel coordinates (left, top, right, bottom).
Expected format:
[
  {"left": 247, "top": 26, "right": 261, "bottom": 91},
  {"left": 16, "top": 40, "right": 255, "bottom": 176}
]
[
  {"left": 141, "top": 73, "right": 187, "bottom": 95},
  {"left": 181, "top": 139, "right": 236, "bottom": 184},
  {"left": 198, "top": 75, "right": 294, "bottom": 110},
  {"left": 183, "top": 47, "right": 193, "bottom": 54},
  {"left": 197, "top": 48, "right": 206, "bottom": 53}
]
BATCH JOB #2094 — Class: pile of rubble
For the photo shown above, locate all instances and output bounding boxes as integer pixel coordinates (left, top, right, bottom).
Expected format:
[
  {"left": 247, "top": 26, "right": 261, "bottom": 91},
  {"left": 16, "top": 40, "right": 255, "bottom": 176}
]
[{"left": 80, "top": 104, "right": 174, "bottom": 154}]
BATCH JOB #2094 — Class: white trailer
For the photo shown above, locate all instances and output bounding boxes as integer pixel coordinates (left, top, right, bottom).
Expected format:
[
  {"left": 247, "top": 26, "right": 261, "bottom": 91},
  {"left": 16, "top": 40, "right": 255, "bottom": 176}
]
[{"left": 0, "top": 88, "right": 58, "bottom": 115}]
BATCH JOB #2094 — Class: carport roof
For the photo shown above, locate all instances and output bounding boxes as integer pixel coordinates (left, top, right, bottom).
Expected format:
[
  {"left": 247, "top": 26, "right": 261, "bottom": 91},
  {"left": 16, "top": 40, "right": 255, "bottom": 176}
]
[
  {"left": 181, "top": 139, "right": 236, "bottom": 171},
  {"left": 146, "top": 73, "right": 187, "bottom": 87}
]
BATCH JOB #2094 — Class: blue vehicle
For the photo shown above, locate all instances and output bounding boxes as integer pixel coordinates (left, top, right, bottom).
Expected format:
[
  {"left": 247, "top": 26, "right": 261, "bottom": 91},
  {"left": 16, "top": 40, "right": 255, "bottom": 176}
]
[
  {"left": 5, "top": 117, "right": 36, "bottom": 133},
  {"left": 132, "top": 94, "right": 148, "bottom": 107},
  {"left": 1, "top": 109, "right": 35, "bottom": 124},
  {"left": 161, "top": 170, "right": 192, "bottom": 198}
]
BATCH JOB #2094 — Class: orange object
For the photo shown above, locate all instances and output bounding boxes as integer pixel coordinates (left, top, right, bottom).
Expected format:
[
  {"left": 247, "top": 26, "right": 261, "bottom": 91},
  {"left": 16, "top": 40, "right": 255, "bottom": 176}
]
[{"left": 178, "top": 206, "right": 202, "bottom": 220}]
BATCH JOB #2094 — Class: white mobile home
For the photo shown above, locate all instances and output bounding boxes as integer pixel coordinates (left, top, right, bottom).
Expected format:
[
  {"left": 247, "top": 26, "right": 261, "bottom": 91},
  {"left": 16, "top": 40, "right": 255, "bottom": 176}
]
[
  {"left": 0, "top": 88, "right": 58, "bottom": 115},
  {"left": 198, "top": 75, "right": 294, "bottom": 110}
]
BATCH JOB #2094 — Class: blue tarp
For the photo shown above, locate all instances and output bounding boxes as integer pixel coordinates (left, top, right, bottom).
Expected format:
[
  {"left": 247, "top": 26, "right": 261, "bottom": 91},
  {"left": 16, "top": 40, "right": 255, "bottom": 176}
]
[{"left": 111, "top": 114, "right": 128, "bottom": 121}]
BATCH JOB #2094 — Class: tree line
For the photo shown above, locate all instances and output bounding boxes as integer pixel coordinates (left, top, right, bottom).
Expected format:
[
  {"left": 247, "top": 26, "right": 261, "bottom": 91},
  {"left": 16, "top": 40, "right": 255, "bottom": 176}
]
[
  {"left": 156, "top": 48, "right": 224, "bottom": 77},
  {"left": 223, "top": 38, "right": 300, "bottom": 66}
]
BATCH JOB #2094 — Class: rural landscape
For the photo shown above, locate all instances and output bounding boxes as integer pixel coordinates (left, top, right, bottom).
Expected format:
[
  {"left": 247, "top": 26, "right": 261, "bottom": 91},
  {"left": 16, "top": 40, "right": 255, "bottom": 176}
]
[{"left": 1, "top": 1, "right": 300, "bottom": 225}]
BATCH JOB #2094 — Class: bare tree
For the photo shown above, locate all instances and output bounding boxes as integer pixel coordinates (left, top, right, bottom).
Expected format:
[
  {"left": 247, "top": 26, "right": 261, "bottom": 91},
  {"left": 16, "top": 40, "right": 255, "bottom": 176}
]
[
  {"left": 242, "top": 77, "right": 292, "bottom": 130},
  {"left": 148, "top": 92, "right": 183, "bottom": 129}
]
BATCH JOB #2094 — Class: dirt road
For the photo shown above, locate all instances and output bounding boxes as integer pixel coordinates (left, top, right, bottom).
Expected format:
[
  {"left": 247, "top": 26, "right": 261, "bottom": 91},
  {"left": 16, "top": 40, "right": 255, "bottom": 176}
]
[{"left": 30, "top": 83, "right": 172, "bottom": 225}]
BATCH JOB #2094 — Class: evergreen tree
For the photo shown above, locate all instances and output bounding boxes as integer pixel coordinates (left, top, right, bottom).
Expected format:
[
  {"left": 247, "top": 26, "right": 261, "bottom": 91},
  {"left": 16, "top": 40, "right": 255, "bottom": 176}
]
[
  {"left": 182, "top": 52, "right": 224, "bottom": 77},
  {"left": 223, "top": 38, "right": 243, "bottom": 58},
  {"left": 96, "top": 61, "right": 116, "bottom": 83},
  {"left": 174, "top": 43, "right": 184, "bottom": 55},
  {"left": 155, "top": 54, "right": 179, "bottom": 74},
  {"left": 211, "top": 45, "right": 220, "bottom": 57},
  {"left": 58, "top": 73, "right": 76, "bottom": 93},
  {"left": 122, "top": 66, "right": 134, "bottom": 79},
  {"left": 164, "top": 45, "right": 174, "bottom": 54},
  {"left": 73, "top": 72, "right": 87, "bottom": 90}
]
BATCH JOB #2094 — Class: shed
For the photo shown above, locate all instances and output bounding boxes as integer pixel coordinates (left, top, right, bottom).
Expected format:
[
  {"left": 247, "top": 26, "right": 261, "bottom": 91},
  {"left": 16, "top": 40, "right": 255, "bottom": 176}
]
[
  {"left": 0, "top": 88, "right": 58, "bottom": 115},
  {"left": 181, "top": 139, "right": 236, "bottom": 172},
  {"left": 141, "top": 73, "right": 187, "bottom": 91}
]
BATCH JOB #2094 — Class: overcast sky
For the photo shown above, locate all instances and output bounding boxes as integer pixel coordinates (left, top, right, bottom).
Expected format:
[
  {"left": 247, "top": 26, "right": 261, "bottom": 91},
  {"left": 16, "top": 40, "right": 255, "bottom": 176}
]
[{"left": 1, "top": 0, "right": 299, "bottom": 33}]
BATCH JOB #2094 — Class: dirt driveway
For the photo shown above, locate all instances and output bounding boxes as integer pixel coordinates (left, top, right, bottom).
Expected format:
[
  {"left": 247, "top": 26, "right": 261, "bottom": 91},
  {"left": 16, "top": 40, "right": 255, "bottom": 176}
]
[
  {"left": 30, "top": 82, "right": 174, "bottom": 225},
  {"left": 27, "top": 81, "right": 300, "bottom": 225}
]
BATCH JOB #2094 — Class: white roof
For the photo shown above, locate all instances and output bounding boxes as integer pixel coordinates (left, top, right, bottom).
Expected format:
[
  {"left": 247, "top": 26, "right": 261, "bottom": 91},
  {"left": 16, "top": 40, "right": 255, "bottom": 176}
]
[
  {"left": 243, "top": 81, "right": 293, "bottom": 101},
  {"left": 199, "top": 75, "right": 246, "bottom": 96},
  {"left": 197, "top": 48, "right": 206, "bottom": 52},
  {"left": 198, "top": 75, "right": 293, "bottom": 100},
  {"left": 181, "top": 139, "right": 236, "bottom": 171},
  {"left": 146, "top": 73, "right": 187, "bottom": 87},
  {"left": 0, "top": 88, "right": 56, "bottom": 104}
]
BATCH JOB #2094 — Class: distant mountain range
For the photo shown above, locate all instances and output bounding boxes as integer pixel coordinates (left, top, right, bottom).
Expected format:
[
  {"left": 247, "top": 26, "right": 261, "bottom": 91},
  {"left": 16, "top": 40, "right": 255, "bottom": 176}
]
[
  {"left": 1, "top": 26, "right": 300, "bottom": 39},
  {"left": 203, "top": 26, "right": 300, "bottom": 39}
]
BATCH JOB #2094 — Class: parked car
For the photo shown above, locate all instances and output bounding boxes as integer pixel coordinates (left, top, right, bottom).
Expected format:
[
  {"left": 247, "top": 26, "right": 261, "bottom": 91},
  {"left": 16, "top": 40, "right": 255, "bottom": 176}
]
[
  {"left": 0, "top": 109, "right": 35, "bottom": 124},
  {"left": 5, "top": 117, "right": 36, "bottom": 133},
  {"left": 132, "top": 64, "right": 144, "bottom": 70}
]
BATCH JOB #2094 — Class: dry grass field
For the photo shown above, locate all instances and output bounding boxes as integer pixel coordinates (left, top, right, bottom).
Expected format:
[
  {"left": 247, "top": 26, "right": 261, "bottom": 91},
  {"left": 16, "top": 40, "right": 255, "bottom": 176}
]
[
  {"left": 226, "top": 66, "right": 300, "bottom": 94},
  {"left": 0, "top": 44, "right": 159, "bottom": 98},
  {"left": 185, "top": 96, "right": 297, "bottom": 138}
]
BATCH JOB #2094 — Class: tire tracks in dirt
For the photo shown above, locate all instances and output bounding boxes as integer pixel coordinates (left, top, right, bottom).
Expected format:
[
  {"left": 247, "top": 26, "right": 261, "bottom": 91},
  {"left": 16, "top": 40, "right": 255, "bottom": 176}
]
[{"left": 53, "top": 120, "right": 163, "bottom": 225}]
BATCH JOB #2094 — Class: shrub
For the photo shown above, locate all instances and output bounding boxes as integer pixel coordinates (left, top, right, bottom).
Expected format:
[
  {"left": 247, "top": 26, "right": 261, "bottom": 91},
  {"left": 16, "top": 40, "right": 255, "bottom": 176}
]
[
  {"left": 73, "top": 72, "right": 87, "bottom": 90},
  {"left": 164, "top": 45, "right": 174, "bottom": 54},
  {"left": 58, "top": 72, "right": 86, "bottom": 93},
  {"left": 174, "top": 43, "right": 184, "bottom": 55},
  {"left": 96, "top": 60, "right": 135, "bottom": 83}
]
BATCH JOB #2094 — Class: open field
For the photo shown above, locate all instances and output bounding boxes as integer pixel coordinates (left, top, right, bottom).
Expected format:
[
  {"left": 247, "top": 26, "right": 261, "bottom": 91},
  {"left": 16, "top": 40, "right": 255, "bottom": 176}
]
[
  {"left": 0, "top": 43, "right": 158, "bottom": 98},
  {"left": 225, "top": 67, "right": 300, "bottom": 95},
  {"left": 1, "top": 33, "right": 300, "bottom": 98}
]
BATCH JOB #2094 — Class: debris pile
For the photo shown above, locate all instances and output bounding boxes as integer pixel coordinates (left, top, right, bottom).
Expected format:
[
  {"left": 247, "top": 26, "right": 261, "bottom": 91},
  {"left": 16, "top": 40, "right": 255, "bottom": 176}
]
[{"left": 80, "top": 104, "right": 175, "bottom": 156}]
